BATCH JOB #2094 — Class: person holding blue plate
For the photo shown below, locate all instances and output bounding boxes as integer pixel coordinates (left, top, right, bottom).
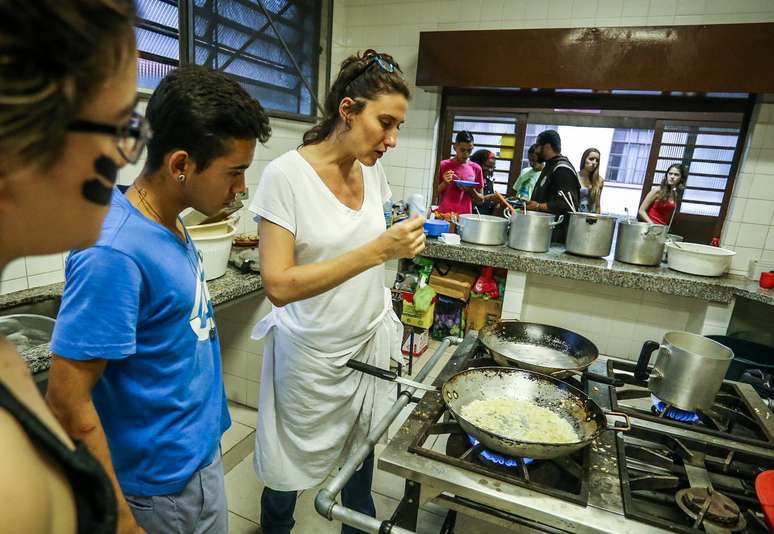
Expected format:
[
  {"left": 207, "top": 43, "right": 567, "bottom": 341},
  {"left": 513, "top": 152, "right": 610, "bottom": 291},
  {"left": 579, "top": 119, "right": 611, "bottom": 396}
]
[{"left": 436, "top": 131, "right": 484, "bottom": 215}]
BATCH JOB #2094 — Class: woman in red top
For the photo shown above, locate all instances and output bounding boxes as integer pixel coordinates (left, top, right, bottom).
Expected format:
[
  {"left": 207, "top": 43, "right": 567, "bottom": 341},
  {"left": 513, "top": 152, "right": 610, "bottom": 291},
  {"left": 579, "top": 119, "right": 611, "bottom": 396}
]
[{"left": 639, "top": 163, "right": 687, "bottom": 225}]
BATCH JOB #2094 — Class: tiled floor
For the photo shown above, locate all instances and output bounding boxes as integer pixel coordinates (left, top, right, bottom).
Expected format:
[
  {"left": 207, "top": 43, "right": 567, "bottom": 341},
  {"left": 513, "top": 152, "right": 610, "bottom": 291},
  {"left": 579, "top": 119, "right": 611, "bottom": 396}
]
[{"left": 222, "top": 338, "right": 460, "bottom": 533}]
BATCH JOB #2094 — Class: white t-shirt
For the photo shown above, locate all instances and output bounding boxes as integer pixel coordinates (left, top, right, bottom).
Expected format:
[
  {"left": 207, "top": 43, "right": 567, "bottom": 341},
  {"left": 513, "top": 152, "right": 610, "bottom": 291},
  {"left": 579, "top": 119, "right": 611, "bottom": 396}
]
[{"left": 249, "top": 150, "right": 392, "bottom": 355}]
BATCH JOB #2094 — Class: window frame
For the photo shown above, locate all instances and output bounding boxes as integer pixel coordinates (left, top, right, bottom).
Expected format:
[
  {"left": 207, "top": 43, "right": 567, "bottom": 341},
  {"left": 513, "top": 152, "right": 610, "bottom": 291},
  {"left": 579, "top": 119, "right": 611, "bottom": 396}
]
[{"left": 435, "top": 89, "right": 755, "bottom": 242}]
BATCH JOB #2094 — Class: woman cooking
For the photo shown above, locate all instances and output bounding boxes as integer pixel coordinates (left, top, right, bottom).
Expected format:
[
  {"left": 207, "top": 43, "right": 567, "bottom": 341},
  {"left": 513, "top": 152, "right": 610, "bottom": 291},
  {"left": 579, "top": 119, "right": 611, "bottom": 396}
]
[
  {"left": 249, "top": 50, "right": 425, "bottom": 534},
  {"left": 436, "top": 130, "right": 484, "bottom": 216},
  {"left": 638, "top": 163, "right": 687, "bottom": 225}
]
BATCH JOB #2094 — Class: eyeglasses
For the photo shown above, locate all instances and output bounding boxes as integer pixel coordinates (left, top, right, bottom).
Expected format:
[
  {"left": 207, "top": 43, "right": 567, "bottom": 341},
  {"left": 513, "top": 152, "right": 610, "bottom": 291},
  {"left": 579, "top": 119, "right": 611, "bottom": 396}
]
[
  {"left": 68, "top": 110, "right": 152, "bottom": 164},
  {"left": 344, "top": 53, "right": 398, "bottom": 92}
]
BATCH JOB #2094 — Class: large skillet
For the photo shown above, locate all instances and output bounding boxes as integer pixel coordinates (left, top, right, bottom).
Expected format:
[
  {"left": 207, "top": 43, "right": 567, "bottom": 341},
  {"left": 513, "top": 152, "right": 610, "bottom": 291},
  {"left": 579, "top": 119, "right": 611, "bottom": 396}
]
[
  {"left": 347, "top": 361, "right": 629, "bottom": 459},
  {"left": 479, "top": 320, "right": 622, "bottom": 386}
]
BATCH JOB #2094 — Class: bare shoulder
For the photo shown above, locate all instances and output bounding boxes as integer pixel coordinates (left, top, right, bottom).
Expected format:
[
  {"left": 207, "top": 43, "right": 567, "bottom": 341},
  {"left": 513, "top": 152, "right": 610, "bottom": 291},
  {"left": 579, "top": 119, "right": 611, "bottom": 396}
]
[{"left": 0, "top": 411, "right": 56, "bottom": 533}]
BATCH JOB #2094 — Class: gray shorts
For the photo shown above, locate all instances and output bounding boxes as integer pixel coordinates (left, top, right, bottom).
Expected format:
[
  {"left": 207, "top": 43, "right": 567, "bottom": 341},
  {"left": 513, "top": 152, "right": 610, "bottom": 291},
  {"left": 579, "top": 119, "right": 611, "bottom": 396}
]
[{"left": 125, "top": 451, "right": 227, "bottom": 534}]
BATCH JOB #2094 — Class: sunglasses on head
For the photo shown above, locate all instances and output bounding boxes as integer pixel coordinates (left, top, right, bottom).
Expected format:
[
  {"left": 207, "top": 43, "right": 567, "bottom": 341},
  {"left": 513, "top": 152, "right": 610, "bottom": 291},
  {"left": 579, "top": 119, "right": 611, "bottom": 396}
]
[{"left": 344, "top": 51, "right": 398, "bottom": 91}]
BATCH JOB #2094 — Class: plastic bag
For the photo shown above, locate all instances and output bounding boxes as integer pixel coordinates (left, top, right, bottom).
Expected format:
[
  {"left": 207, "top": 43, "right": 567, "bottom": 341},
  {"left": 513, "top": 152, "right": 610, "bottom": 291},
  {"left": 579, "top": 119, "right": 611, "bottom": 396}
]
[{"left": 472, "top": 267, "right": 499, "bottom": 300}]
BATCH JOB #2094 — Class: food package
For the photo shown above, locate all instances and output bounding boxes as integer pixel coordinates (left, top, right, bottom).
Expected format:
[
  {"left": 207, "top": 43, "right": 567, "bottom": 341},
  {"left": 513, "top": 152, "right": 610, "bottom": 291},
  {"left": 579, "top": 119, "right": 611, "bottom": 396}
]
[
  {"left": 430, "top": 295, "right": 466, "bottom": 340},
  {"left": 400, "top": 292, "right": 435, "bottom": 329}
]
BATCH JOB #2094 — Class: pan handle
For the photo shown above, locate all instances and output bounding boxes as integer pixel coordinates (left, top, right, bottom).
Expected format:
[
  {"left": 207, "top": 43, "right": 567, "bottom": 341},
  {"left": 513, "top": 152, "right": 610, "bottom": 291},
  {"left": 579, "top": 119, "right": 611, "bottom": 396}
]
[
  {"left": 347, "top": 359, "right": 397, "bottom": 382},
  {"left": 603, "top": 411, "right": 631, "bottom": 432},
  {"left": 584, "top": 371, "right": 624, "bottom": 387},
  {"left": 633, "top": 340, "right": 660, "bottom": 382}
]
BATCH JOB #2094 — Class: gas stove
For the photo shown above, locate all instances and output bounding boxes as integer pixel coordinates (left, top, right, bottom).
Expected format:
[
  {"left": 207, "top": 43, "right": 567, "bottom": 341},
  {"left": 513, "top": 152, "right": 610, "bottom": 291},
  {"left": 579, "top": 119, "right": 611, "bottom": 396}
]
[
  {"left": 610, "top": 360, "right": 774, "bottom": 449},
  {"left": 377, "top": 333, "right": 774, "bottom": 533},
  {"left": 619, "top": 424, "right": 772, "bottom": 533}
]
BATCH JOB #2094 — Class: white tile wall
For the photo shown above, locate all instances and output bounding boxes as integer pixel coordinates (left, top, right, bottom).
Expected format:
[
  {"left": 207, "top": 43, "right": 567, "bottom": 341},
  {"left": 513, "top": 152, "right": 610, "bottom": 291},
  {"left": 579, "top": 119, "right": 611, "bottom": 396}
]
[
  {"left": 520, "top": 273, "right": 710, "bottom": 360},
  {"left": 216, "top": 294, "right": 273, "bottom": 409},
  {"left": 721, "top": 101, "right": 774, "bottom": 274}
]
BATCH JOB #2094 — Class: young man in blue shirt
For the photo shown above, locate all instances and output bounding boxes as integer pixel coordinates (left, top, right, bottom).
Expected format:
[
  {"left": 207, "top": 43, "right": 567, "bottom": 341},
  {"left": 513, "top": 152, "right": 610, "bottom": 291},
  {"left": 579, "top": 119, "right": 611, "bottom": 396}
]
[{"left": 47, "top": 65, "right": 271, "bottom": 534}]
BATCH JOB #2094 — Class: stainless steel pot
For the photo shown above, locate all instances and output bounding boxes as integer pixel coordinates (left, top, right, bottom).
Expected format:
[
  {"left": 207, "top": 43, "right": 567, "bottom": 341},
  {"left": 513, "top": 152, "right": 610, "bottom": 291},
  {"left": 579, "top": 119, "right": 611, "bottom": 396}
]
[
  {"left": 614, "top": 220, "right": 667, "bottom": 266},
  {"left": 634, "top": 331, "right": 734, "bottom": 412},
  {"left": 507, "top": 212, "right": 564, "bottom": 252},
  {"left": 456, "top": 214, "right": 508, "bottom": 245},
  {"left": 565, "top": 213, "right": 617, "bottom": 258}
]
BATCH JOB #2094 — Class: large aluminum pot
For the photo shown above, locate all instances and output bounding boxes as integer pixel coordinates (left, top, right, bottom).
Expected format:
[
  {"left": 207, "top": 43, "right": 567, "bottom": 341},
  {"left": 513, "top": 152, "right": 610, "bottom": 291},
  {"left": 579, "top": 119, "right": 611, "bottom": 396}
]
[
  {"left": 614, "top": 220, "right": 667, "bottom": 266},
  {"left": 456, "top": 214, "right": 508, "bottom": 246},
  {"left": 507, "top": 212, "right": 564, "bottom": 252},
  {"left": 634, "top": 332, "right": 734, "bottom": 412},
  {"left": 565, "top": 212, "right": 617, "bottom": 258}
]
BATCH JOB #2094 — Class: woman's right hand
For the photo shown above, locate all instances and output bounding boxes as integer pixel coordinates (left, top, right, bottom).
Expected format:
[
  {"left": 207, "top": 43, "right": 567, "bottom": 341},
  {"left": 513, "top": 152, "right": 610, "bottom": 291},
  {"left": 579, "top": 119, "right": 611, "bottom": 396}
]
[
  {"left": 375, "top": 216, "right": 426, "bottom": 261},
  {"left": 442, "top": 170, "right": 455, "bottom": 183}
]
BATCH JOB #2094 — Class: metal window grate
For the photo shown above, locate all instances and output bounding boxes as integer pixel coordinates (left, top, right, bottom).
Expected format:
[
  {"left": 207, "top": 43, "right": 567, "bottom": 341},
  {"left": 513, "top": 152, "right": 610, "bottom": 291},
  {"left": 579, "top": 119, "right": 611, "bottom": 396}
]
[
  {"left": 135, "top": 0, "right": 322, "bottom": 119},
  {"left": 136, "top": 0, "right": 181, "bottom": 89},
  {"left": 192, "top": 0, "right": 321, "bottom": 118},
  {"left": 656, "top": 124, "right": 741, "bottom": 217}
]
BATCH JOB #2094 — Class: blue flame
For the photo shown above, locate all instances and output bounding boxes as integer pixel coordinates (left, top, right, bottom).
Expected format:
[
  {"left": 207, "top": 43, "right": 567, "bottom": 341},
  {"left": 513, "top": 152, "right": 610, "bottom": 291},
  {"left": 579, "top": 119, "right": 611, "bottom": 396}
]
[
  {"left": 651, "top": 394, "right": 700, "bottom": 423},
  {"left": 466, "top": 434, "right": 534, "bottom": 467}
]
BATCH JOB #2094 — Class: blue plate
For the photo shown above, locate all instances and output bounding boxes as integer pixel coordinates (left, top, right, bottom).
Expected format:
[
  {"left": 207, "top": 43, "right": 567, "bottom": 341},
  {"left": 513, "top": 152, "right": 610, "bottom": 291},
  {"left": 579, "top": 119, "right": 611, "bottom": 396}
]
[{"left": 453, "top": 179, "right": 478, "bottom": 188}]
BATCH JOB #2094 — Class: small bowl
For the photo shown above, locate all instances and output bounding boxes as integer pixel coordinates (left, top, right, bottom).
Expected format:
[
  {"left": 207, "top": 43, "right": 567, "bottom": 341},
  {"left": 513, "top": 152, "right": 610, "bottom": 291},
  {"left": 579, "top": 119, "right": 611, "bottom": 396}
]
[{"left": 424, "top": 219, "right": 450, "bottom": 237}]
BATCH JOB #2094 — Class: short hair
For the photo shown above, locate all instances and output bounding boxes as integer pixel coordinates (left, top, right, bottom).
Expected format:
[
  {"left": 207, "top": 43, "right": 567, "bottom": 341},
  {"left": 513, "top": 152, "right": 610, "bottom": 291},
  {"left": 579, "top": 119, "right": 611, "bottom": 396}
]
[
  {"left": 455, "top": 131, "right": 474, "bottom": 144},
  {"left": 536, "top": 130, "right": 561, "bottom": 153},
  {"left": 145, "top": 65, "right": 272, "bottom": 172},
  {"left": 528, "top": 143, "right": 539, "bottom": 155}
]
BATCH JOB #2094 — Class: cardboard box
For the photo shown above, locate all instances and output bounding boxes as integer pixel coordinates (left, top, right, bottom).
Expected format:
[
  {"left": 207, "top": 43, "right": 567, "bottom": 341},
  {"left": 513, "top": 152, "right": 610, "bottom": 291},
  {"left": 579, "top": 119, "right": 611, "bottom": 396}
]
[
  {"left": 401, "top": 328, "right": 428, "bottom": 356},
  {"left": 466, "top": 298, "right": 503, "bottom": 333},
  {"left": 429, "top": 264, "right": 478, "bottom": 301}
]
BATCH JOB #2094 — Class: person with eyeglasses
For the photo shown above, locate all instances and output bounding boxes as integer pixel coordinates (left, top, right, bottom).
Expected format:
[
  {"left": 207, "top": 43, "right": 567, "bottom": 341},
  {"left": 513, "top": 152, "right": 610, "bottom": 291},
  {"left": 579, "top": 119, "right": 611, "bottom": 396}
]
[
  {"left": 249, "top": 50, "right": 423, "bottom": 534},
  {"left": 436, "top": 130, "right": 485, "bottom": 217},
  {"left": 46, "top": 65, "right": 272, "bottom": 534},
  {"left": 0, "top": 1, "right": 136, "bottom": 533}
]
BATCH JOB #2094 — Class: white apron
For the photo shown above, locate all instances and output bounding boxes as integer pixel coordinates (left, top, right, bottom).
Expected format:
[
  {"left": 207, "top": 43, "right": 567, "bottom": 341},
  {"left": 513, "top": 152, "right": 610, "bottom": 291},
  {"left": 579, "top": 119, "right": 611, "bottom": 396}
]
[{"left": 251, "top": 288, "right": 402, "bottom": 491}]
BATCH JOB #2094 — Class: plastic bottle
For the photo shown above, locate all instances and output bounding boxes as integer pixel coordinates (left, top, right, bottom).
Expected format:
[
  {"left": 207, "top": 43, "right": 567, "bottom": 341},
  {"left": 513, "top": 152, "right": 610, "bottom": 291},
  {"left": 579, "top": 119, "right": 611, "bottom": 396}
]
[
  {"left": 383, "top": 199, "right": 393, "bottom": 228},
  {"left": 407, "top": 193, "right": 427, "bottom": 219}
]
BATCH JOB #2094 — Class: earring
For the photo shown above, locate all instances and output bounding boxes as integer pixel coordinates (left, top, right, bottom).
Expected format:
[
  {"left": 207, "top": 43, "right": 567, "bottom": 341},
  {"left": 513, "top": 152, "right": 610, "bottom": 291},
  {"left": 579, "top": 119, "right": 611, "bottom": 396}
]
[{"left": 177, "top": 174, "right": 186, "bottom": 183}]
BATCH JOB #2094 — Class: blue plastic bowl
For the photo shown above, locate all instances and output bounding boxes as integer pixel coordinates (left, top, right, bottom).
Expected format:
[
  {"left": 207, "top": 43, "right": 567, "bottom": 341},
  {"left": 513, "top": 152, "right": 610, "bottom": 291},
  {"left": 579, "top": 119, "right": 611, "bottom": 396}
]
[{"left": 424, "top": 219, "right": 450, "bottom": 237}]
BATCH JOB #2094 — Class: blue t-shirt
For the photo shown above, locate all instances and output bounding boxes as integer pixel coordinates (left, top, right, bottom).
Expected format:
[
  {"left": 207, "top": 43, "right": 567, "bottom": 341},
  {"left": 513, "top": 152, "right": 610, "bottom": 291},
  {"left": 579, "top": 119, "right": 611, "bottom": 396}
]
[{"left": 51, "top": 189, "right": 231, "bottom": 496}]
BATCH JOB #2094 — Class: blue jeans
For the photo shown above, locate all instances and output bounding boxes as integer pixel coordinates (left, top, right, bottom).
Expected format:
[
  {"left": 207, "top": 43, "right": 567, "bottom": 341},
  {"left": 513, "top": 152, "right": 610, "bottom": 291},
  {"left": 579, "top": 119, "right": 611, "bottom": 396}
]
[{"left": 260, "top": 452, "right": 376, "bottom": 534}]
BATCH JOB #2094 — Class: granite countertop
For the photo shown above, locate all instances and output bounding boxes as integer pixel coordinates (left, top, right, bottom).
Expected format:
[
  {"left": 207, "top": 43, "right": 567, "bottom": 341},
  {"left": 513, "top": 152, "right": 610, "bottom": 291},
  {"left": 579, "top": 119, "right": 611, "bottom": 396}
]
[
  {"left": 422, "top": 240, "right": 774, "bottom": 307},
  {"left": 1, "top": 266, "right": 263, "bottom": 374}
]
